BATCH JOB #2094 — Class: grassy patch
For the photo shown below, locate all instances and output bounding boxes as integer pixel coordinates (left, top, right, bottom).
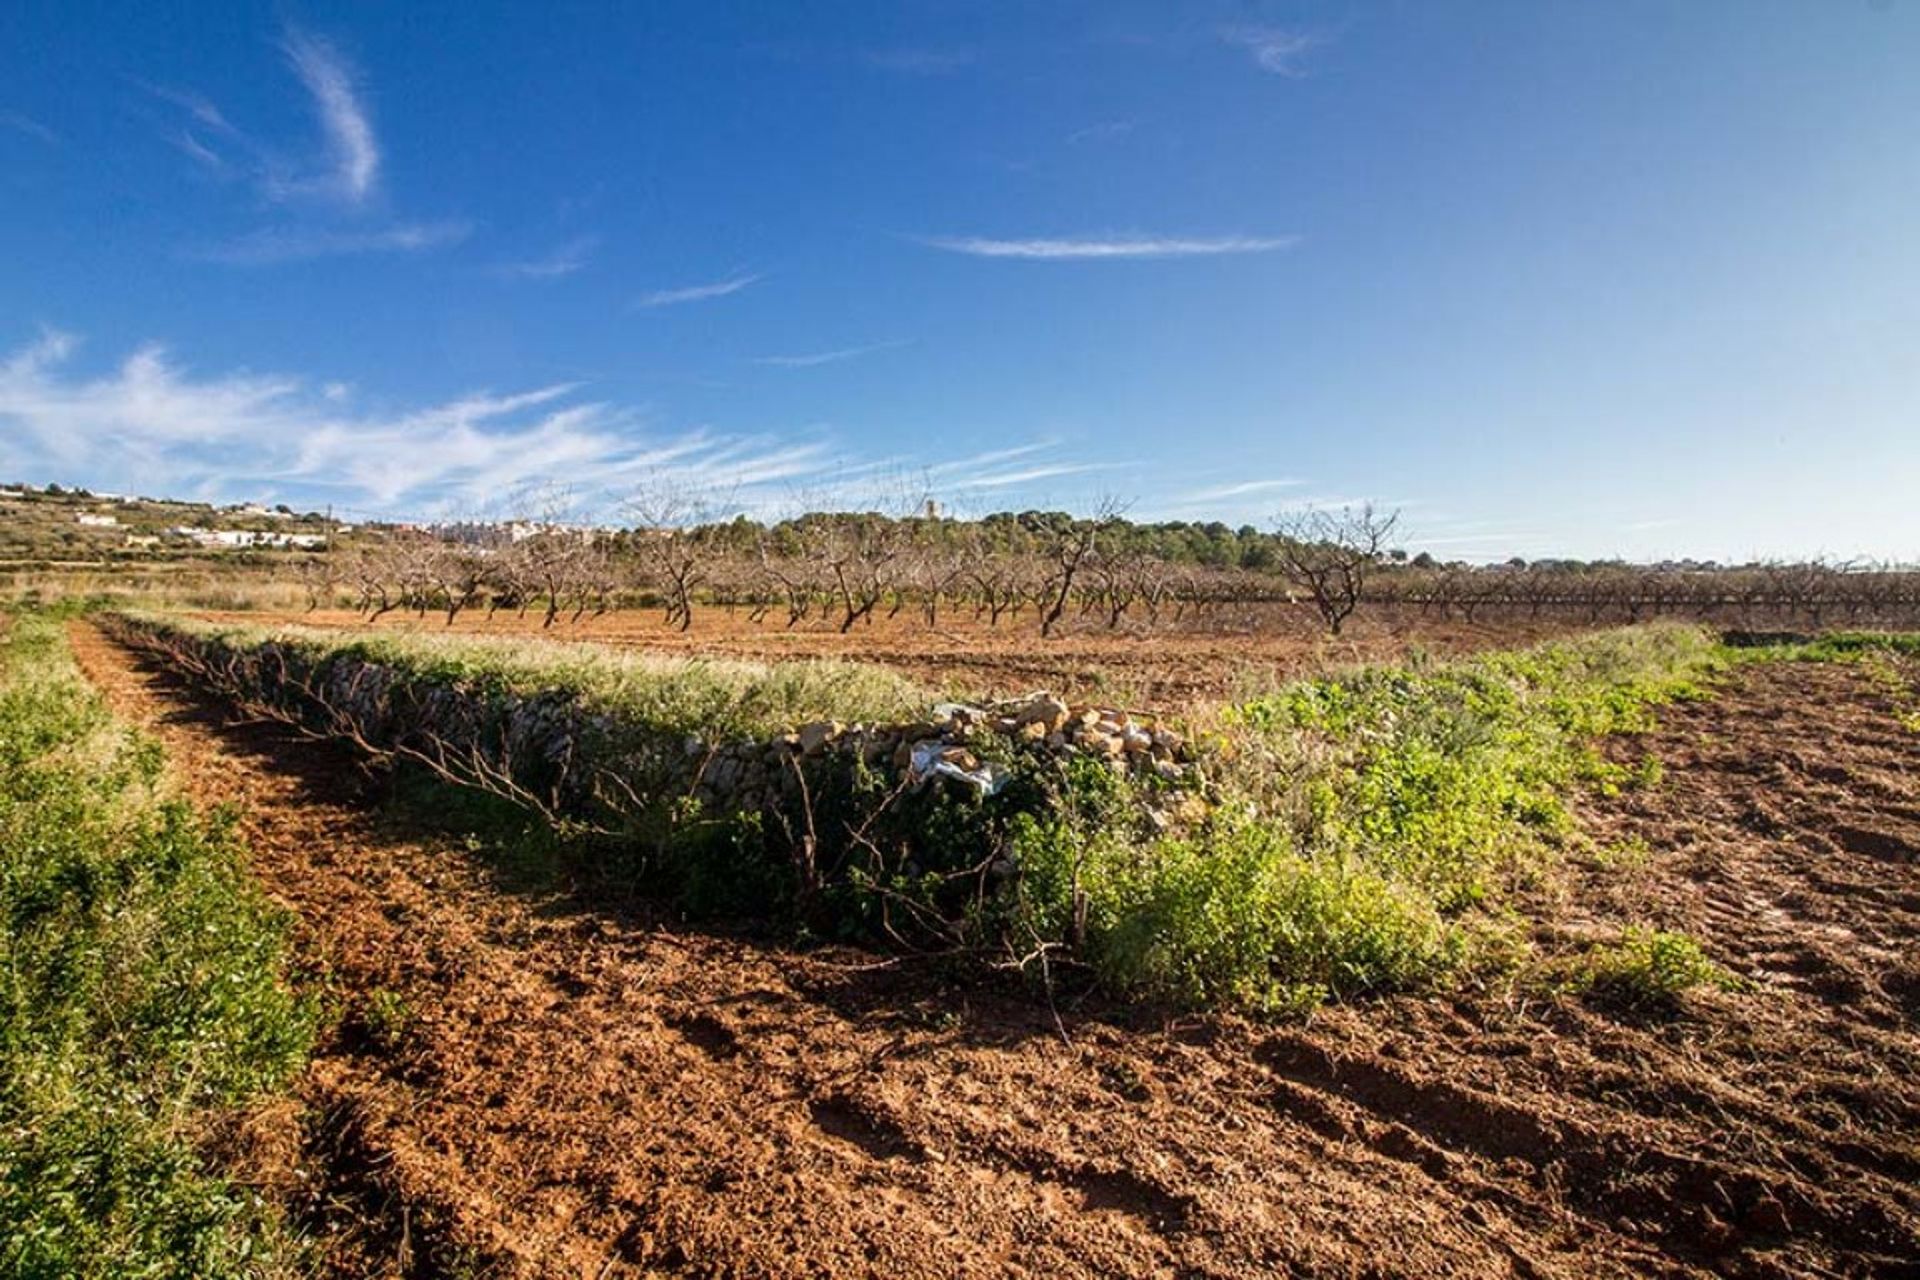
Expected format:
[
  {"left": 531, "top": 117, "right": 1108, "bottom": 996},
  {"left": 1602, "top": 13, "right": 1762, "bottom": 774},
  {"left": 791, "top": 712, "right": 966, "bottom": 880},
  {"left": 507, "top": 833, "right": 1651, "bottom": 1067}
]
[
  {"left": 1747, "top": 631, "right": 1920, "bottom": 662},
  {"left": 122, "top": 611, "right": 934, "bottom": 742},
  {"left": 0, "top": 614, "right": 312, "bottom": 1277},
  {"left": 1574, "top": 928, "right": 1736, "bottom": 1010},
  {"left": 1005, "top": 625, "right": 1723, "bottom": 1009},
  {"left": 1732, "top": 630, "right": 1920, "bottom": 731}
]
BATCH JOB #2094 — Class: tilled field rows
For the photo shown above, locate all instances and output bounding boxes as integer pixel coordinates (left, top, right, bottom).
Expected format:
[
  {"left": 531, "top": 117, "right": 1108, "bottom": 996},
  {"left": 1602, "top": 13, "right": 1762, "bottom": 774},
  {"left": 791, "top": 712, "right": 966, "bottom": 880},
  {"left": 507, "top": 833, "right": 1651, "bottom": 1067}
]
[
  {"left": 71, "top": 620, "right": 1920, "bottom": 1278},
  {"left": 194, "top": 606, "right": 1588, "bottom": 707}
]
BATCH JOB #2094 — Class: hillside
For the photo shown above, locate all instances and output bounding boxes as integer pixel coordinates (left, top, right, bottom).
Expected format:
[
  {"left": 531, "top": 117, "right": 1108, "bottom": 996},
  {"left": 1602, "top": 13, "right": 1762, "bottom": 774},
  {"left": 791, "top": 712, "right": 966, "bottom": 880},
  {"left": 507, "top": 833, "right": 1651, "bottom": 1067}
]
[{"left": 0, "top": 482, "right": 343, "bottom": 565}]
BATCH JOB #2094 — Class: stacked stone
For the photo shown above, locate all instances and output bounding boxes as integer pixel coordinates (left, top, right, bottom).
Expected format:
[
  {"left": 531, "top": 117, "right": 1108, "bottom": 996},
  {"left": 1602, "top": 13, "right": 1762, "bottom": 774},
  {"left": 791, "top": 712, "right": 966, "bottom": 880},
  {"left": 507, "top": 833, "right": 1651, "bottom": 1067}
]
[
  {"left": 111, "top": 617, "right": 1196, "bottom": 826},
  {"left": 685, "top": 694, "right": 1192, "bottom": 812}
]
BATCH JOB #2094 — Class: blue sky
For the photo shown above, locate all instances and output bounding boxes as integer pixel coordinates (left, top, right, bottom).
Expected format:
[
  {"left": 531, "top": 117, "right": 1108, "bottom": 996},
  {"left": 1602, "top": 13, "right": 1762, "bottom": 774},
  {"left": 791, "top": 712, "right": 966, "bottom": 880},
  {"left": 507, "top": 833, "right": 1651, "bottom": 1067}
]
[{"left": 2, "top": 1, "right": 1915, "bottom": 561}]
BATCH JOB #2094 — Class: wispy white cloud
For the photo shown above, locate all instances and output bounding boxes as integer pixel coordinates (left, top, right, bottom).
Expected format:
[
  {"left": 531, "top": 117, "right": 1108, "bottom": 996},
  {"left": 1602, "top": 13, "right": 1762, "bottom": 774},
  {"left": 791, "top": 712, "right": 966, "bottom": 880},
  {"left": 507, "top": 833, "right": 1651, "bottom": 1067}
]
[
  {"left": 190, "top": 220, "right": 472, "bottom": 266},
  {"left": 0, "top": 333, "right": 1132, "bottom": 519},
  {"left": 798, "top": 443, "right": 1099, "bottom": 509},
  {"left": 920, "top": 233, "right": 1299, "bottom": 260},
  {"left": 950, "top": 462, "right": 1123, "bottom": 490},
  {"left": 865, "top": 48, "right": 974, "bottom": 74},
  {"left": 752, "top": 339, "right": 908, "bottom": 369},
  {"left": 923, "top": 443, "right": 1053, "bottom": 476},
  {"left": 1220, "top": 27, "right": 1324, "bottom": 77},
  {"left": 166, "top": 129, "right": 228, "bottom": 174},
  {"left": 0, "top": 331, "right": 837, "bottom": 512},
  {"left": 1178, "top": 477, "right": 1303, "bottom": 502},
  {"left": 634, "top": 273, "right": 762, "bottom": 309},
  {"left": 135, "top": 32, "right": 457, "bottom": 266},
  {"left": 1, "top": 111, "right": 58, "bottom": 145},
  {"left": 491, "top": 234, "right": 599, "bottom": 280},
  {"left": 138, "top": 33, "right": 380, "bottom": 206},
  {"left": 1066, "top": 120, "right": 1134, "bottom": 145},
  {"left": 132, "top": 80, "right": 258, "bottom": 183},
  {"left": 278, "top": 27, "right": 379, "bottom": 204},
  {"left": 133, "top": 81, "right": 238, "bottom": 135}
]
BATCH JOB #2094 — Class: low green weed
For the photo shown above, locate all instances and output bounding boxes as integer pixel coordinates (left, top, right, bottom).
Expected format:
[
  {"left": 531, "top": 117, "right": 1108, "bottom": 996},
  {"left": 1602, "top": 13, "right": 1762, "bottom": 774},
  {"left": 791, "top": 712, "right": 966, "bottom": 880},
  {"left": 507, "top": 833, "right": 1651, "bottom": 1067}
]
[
  {"left": 358, "top": 989, "right": 414, "bottom": 1053},
  {"left": 1003, "top": 625, "right": 1721, "bottom": 1011},
  {"left": 1732, "top": 631, "right": 1920, "bottom": 731},
  {"left": 1576, "top": 927, "right": 1736, "bottom": 1009},
  {"left": 0, "top": 614, "right": 312, "bottom": 1277}
]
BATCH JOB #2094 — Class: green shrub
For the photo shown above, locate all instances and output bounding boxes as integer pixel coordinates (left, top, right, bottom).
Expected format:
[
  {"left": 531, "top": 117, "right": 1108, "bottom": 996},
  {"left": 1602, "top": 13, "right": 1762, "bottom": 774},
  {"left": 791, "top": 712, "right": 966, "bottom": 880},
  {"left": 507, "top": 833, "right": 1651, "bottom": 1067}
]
[
  {"left": 1578, "top": 927, "right": 1735, "bottom": 1008},
  {"left": 0, "top": 614, "right": 312, "bottom": 1277},
  {"left": 1002, "top": 624, "right": 1722, "bottom": 1011}
]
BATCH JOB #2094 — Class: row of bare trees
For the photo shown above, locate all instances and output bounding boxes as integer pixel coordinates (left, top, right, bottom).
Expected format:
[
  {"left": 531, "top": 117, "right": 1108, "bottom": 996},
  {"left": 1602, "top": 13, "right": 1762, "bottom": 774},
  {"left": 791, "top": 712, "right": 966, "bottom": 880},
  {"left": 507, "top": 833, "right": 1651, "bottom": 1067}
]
[
  {"left": 1376, "top": 559, "right": 1920, "bottom": 629},
  {"left": 295, "top": 504, "right": 1920, "bottom": 637},
  {"left": 300, "top": 531, "right": 617, "bottom": 628}
]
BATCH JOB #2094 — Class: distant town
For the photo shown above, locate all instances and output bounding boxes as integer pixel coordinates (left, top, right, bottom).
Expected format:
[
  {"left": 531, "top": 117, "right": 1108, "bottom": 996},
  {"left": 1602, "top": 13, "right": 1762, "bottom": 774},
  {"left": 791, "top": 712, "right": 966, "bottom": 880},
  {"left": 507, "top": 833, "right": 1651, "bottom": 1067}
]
[{"left": 0, "top": 481, "right": 617, "bottom": 564}]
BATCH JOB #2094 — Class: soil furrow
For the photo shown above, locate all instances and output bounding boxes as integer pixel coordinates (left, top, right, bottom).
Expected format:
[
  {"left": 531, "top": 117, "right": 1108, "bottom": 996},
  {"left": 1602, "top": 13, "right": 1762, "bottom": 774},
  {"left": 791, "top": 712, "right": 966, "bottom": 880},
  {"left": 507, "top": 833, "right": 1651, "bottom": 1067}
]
[{"left": 69, "top": 621, "right": 1920, "bottom": 1278}]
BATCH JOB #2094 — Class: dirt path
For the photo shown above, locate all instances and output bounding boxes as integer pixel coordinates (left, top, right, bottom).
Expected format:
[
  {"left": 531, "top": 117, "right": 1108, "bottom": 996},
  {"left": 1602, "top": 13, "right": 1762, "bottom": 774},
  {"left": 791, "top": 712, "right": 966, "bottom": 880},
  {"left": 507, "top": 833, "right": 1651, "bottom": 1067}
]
[{"left": 70, "top": 622, "right": 1920, "bottom": 1278}]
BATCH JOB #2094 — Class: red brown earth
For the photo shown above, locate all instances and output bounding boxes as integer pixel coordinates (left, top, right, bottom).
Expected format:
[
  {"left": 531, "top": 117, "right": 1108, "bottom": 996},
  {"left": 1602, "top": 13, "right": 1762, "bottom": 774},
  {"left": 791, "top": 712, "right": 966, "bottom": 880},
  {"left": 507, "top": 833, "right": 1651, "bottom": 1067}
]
[
  {"left": 191, "top": 605, "right": 1589, "bottom": 708},
  {"left": 69, "top": 621, "right": 1920, "bottom": 1278}
]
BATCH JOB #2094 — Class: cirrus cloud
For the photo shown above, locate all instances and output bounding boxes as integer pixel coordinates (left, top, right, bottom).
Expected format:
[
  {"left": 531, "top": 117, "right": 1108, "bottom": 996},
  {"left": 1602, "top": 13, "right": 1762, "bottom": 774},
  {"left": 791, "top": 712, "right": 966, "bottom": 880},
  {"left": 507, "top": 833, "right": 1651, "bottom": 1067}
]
[
  {"left": 277, "top": 27, "right": 380, "bottom": 204},
  {"left": 919, "top": 233, "right": 1299, "bottom": 260},
  {"left": 189, "top": 220, "right": 473, "bottom": 266},
  {"left": 633, "top": 273, "right": 762, "bottom": 309},
  {"left": 0, "top": 330, "right": 824, "bottom": 511},
  {"left": 0, "top": 331, "right": 1120, "bottom": 520},
  {"left": 1220, "top": 27, "right": 1324, "bottom": 77},
  {"left": 752, "top": 339, "right": 908, "bottom": 369}
]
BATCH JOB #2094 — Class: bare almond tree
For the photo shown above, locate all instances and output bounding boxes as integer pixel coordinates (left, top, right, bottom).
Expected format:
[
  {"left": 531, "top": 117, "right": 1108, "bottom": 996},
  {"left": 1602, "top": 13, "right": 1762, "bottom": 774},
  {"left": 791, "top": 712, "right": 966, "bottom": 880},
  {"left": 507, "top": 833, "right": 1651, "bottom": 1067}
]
[
  {"left": 1273, "top": 504, "right": 1400, "bottom": 635},
  {"left": 626, "top": 481, "right": 723, "bottom": 632},
  {"left": 756, "top": 533, "right": 817, "bottom": 628},
  {"left": 427, "top": 543, "right": 488, "bottom": 625},
  {"left": 484, "top": 539, "right": 536, "bottom": 619},
  {"left": 294, "top": 552, "right": 344, "bottom": 613},
  {"left": 517, "top": 531, "right": 591, "bottom": 628},
  {"left": 1037, "top": 498, "right": 1125, "bottom": 639},
  {"left": 826, "top": 514, "right": 906, "bottom": 633}
]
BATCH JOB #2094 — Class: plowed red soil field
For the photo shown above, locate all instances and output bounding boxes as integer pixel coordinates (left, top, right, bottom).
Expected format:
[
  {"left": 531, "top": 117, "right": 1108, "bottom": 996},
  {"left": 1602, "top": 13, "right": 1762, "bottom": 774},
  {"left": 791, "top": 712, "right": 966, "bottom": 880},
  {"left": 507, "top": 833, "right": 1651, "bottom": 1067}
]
[
  {"left": 71, "top": 621, "right": 1920, "bottom": 1278},
  {"left": 193, "top": 606, "right": 1586, "bottom": 707}
]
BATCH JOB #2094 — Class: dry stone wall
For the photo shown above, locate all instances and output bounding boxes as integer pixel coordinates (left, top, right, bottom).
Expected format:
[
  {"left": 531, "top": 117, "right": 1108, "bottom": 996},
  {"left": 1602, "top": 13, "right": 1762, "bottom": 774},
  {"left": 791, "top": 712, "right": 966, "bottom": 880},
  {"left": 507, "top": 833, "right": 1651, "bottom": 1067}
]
[{"left": 105, "top": 614, "right": 1193, "bottom": 832}]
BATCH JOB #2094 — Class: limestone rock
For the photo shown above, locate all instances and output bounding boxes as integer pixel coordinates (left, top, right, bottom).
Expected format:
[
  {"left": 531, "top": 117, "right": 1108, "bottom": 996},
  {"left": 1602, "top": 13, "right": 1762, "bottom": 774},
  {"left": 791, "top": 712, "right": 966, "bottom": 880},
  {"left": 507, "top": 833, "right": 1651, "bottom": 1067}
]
[
  {"left": 1015, "top": 695, "right": 1070, "bottom": 734},
  {"left": 797, "top": 720, "right": 841, "bottom": 756}
]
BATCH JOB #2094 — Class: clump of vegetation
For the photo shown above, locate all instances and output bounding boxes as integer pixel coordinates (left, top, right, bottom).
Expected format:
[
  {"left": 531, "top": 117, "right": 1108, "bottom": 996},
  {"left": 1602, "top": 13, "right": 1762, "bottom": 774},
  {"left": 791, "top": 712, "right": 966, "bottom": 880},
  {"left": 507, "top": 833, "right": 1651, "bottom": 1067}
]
[
  {"left": 357, "top": 988, "right": 415, "bottom": 1053},
  {"left": 1002, "top": 625, "right": 1721, "bottom": 1010},
  {"left": 1856, "top": 654, "right": 1920, "bottom": 733},
  {"left": 1754, "top": 631, "right": 1920, "bottom": 662},
  {"left": 1576, "top": 927, "right": 1736, "bottom": 1009},
  {"left": 0, "top": 614, "right": 312, "bottom": 1277},
  {"left": 1737, "top": 631, "right": 1920, "bottom": 731}
]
